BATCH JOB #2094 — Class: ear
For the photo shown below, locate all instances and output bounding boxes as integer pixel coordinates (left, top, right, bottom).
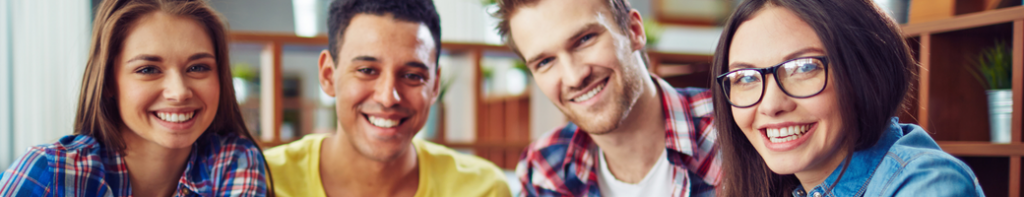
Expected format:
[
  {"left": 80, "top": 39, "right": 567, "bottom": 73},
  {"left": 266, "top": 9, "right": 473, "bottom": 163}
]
[
  {"left": 626, "top": 9, "right": 647, "bottom": 51},
  {"left": 318, "top": 50, "right": 337, "bottom": 97},
  {"left": 430, "top": 64, "right": 442, "bottom": 105}
]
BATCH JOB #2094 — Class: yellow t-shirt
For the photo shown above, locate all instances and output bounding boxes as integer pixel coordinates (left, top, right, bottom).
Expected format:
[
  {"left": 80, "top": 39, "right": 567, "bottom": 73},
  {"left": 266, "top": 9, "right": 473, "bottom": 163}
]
[{"left": 264, "top": 134, "right": 511, "bottom": 197}]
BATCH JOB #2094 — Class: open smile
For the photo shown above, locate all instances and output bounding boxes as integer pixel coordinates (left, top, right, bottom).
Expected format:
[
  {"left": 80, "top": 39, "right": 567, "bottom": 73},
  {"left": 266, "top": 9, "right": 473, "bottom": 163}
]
[
  {"left": 759, "top": 122, "right": 818, "bottom": 151},
  {"left": 362, "top": 114, "right": 407, "bottom": 128},
  {"left": 569, "top": 77, "right": 609, "bottom": 103},
  {"left": 151, "top": 109, "right": 199, "bottom": 130}
]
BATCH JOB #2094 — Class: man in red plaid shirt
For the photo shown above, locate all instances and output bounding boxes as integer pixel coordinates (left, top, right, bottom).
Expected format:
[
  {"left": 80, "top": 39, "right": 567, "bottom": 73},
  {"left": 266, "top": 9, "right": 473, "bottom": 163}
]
[{"left": 494, "top": 0, "right": 721, "bottom": 196}]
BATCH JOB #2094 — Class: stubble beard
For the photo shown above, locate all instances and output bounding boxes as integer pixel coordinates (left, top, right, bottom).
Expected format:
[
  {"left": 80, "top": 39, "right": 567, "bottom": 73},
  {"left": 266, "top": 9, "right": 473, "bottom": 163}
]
[{"left": 566, "top": 53, "right": 645, "bottom": 135}]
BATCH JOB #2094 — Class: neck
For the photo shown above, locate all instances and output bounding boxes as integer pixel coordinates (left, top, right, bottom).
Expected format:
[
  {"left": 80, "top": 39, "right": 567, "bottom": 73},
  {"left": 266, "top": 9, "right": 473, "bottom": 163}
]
[
  {"left": 121, "top": 130, "right": 191, "bottom": 197},
  {"left": 794, "top": 148, "right": 851, "bottom": 192},
  {"left": 589, "top": 74, "right": 665, "bottom": 183},
  {"left": 320, "top": 132, "right": 419, "bottom": 196}
]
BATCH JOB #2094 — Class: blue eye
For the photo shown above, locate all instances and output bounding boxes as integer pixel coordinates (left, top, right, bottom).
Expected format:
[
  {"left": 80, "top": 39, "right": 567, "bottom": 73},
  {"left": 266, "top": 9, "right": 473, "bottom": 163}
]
[
  {"left": 738, "top": 75, "right": 759, "bottom": 84},
  {"left": 188, "top": 64, "right": 211, "bottom": 72},
  {"left": 135, "top": 66, "right": 160, "bottom": 74},
  {"left": 797, "top": 63, "right": 820, "bottom": 73},
  {"left": 579, "top": 33, "right": 595, "bottom": 44},
  {"left": 536, "top": 58, "right": 554, "bottom": 69}
]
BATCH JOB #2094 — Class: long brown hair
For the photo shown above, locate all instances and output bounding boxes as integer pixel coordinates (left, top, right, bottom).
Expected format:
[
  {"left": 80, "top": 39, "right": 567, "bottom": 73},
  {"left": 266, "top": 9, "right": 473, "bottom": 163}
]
[
  {"left": 711, "top": 0, "right": 914, "bottom": 196},
  {"left": 75, "top": 0, "right": 257, "bottom": 155}
]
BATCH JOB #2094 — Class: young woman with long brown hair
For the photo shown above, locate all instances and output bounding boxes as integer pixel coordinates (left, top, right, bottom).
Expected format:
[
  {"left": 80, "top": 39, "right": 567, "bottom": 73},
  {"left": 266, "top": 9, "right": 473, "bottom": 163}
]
[
  {"left": 0, "top": 0, "right": 268, "bottom": 196},
  {"left": 712, "top": 0, "right": 985, "bottom": 196}
]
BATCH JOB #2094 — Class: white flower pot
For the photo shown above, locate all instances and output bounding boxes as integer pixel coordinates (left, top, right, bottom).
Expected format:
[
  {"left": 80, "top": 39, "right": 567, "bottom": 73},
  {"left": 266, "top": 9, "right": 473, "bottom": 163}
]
[{"left": 987, "top": 89, "right": 1013, "bottom": 143}]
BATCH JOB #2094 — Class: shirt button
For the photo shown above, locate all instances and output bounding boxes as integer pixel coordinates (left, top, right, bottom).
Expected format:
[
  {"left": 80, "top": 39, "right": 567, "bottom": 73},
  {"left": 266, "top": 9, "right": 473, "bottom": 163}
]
[
  {"left": 796, "top": 190, "right": 806, "bottom": 196},
  {"left": 813, "top": 192, "right": 822, "bottom": 197}
]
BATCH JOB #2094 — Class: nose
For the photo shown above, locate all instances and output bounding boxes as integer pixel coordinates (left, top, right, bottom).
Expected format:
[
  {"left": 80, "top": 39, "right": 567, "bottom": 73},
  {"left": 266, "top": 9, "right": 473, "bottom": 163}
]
[
  {"left": 757, "top": 76, "right": 796, "bottom": 117},
  {"left": 163, "top": 71, "right": 193, "bottom": 102},
  {"left": 373, "top": 72, "right": 402, "bottom": 107},
  {"left": 559, "top": 54, "right": 591, "bottom": 90}
]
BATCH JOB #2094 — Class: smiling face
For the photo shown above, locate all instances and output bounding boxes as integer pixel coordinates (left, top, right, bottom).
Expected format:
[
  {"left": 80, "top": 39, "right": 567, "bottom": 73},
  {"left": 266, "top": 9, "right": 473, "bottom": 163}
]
[
  {"left": 727, "top": 6, "right": 847, "bottom": 176},
  {"left": 114, "top": 11, "right": 219, "bottom": 150},
  {"left": 318, "top": 14, "right": 438, "bottom": 162},
  {"left": 509, "top": 0, "right": 646, "bottom": 134}
]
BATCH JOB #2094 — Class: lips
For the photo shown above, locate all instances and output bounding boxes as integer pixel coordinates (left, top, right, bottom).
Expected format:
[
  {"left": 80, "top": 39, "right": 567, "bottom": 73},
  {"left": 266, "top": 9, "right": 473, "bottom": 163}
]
[
  {"left": 363, "top": 114, "right": 405, "bottom": 128},
  {"left": 765, "top": 124, "right": 811, "bottom": 143},
  {"left": 154, "top": 111, "right": 195, "bottom": 123},
  {"left": 151, "top": 109, "right": 200, "bottom": 131},
  {"left": 569, "top": 78, "right": 609, "bottom": 103}
]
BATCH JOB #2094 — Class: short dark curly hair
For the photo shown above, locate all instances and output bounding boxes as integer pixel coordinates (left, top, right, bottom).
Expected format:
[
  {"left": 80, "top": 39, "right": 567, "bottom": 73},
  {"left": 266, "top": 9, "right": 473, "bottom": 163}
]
[{"left": 327, "top": 0, "right": 442, "bottom": 64}]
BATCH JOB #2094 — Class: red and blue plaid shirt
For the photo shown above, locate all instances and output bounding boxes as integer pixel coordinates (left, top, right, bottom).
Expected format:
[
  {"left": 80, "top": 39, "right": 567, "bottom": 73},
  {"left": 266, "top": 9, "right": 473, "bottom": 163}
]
[
  {"left": 516, "top": 76, "right": 721, "bottom": 197},
  {"left": 0, "top": 133, "right": 267, "bottom": 197}
]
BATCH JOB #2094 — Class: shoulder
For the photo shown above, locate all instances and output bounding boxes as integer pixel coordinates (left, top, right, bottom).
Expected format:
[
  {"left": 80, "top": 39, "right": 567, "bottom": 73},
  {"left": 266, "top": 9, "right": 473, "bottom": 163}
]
[
  {"left": 518, "top": 123, "right": 576, "bottom": 168},
  {"left": 671, "top": 87, "right": 713, "bottom": 118},
  {"left": 264, "top": 133, "right": 328, "bottom": 170},
  {"left": 868, "top": 127, "right": 984, "bottom": 196},
  {"left": 198, "top": 133, "right": 264, "bottom": 163},
  {"left": 414, "top": 139, "right": 510, "bottom": 196},
  {"left": 1, "top": 135, "right": 103, "bottom": 195}
]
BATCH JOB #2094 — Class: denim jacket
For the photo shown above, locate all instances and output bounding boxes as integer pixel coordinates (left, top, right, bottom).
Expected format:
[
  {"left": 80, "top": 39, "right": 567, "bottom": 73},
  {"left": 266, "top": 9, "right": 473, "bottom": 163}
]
[{"left": 792, "top": 118, "right": 985, "bottom": 197}]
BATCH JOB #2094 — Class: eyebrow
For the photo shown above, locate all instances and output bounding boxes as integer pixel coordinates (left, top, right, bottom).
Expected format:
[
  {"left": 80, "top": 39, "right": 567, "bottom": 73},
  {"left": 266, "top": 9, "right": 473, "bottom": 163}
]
[
  {"left": 126, "top": 55, "right": 161, "bottom": 63},
  {"left": 353, "top": 55, "right": 430, "bottom": 70},
  {"left": 524, "top": 23, "right": 603, "bottom": 66},
  {"left": 727, "top": 47, "right": 826, "bottom": 70},
  {"left": 352, "top": 56, "right": 378, "bottom": 62},
  {"left": 405, "top": 62, "right": 429, "bottom": 70},
  {"left": 125, "top": 53, "right": 215, "bottom": 63}
]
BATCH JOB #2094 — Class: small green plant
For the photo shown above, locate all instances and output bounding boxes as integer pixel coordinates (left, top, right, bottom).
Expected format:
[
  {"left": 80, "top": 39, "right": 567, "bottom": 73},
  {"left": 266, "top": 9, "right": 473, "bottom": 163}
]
[
  {"left": 968, "top": 41, "right": 1012, "bottom": 90},
  {"left": 643, "top": 18, "right": 663, "bottom": 46}
]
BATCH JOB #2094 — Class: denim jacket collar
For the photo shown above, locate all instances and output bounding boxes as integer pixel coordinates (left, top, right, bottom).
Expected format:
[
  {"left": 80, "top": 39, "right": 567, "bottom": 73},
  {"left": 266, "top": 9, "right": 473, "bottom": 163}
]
[{"left": 793, "top": 118, "right": 903, "bottom": 197}]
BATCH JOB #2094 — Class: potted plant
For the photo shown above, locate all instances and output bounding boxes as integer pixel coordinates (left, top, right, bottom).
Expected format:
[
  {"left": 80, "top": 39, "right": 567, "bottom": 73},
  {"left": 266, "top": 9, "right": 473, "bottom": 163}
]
[{"left": 967, "top": 41, "right": 1012, "bottom": 143}]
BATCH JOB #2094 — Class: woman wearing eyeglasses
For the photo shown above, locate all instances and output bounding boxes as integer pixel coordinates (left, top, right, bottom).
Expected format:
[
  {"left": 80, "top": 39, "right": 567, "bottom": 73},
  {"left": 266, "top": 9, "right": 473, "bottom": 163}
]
[{"left": 711, "top": 0, "right": 984, "bottom": 196}]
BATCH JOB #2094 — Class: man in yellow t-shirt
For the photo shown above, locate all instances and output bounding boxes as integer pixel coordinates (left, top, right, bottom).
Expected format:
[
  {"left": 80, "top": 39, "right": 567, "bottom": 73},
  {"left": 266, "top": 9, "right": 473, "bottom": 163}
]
[{"left": 263, "top": 0, "right": 510, "bottom": 196}]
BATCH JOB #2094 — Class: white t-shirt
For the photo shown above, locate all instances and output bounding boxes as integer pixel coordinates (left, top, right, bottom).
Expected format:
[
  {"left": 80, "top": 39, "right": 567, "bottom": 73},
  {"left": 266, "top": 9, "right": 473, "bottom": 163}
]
[{"left": 597, "top": 149, "right": 673, "bottom": 197}]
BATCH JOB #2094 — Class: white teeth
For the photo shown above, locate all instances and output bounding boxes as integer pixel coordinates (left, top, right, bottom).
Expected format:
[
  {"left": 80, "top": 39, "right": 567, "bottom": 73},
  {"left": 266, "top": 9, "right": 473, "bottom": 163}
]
[
  {"left": 156, "top": 111, "right": 194, "bottom": 123},
  {"left": 572, "top": 83, "right": 605, "bottom": 102},
  {"left": 765, "top": 124, "right": 812, "bottom": 143},
  {"left": 368, "top": 116, "right": 400, "bottom": 128}
]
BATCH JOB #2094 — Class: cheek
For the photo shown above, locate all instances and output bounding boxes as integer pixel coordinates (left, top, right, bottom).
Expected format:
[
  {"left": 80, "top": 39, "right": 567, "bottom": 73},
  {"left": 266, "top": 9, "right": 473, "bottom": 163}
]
[
  {"left": 117, "top": 80, "right": 157, "bottom": 114},
  {"left": 533, "top": 72, "right": 563, "bottom": 104},
  {"left": 731, "top": 107, "right": 756, "bottom": 131},
  {"left": 335, "top": 77, "right": 372, "bottom": 107},
  {"left": 195, "top": 78, "right": 220, "bottom": 108}
]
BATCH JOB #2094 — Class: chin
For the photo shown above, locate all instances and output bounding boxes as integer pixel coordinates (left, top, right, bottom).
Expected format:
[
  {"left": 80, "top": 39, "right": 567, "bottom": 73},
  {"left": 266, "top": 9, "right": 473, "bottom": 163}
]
[{"left": 762, "top": 154, "right": 808, "bottom": 175}]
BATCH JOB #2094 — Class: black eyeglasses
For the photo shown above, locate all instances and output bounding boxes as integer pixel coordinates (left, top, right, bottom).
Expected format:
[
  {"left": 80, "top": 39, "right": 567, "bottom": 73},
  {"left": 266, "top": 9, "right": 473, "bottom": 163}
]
[{"left": 716, "top": 56, "right": 829, "bottom": 108}]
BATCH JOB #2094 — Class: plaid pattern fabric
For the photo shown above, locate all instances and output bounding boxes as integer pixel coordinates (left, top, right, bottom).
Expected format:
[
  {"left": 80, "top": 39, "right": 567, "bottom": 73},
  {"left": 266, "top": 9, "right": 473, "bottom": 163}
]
[
  {"left": 0, "top": 133, "right": 268, "bottom": 197},
  {"left": 516, "top": 76, "right": 721, "bottom": 197}
]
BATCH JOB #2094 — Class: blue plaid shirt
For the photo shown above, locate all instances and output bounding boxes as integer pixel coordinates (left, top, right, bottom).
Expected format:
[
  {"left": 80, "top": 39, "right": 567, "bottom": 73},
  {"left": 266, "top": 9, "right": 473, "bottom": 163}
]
[{"left": 0, "top": 133, "right": 268, "bottom": 196}]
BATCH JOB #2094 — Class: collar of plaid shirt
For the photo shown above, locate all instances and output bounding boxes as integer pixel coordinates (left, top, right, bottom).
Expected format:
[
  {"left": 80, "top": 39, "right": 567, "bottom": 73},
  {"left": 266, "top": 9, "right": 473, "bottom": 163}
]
[{"left": 518, "top": 76, "right": 720, "bottom": 197}]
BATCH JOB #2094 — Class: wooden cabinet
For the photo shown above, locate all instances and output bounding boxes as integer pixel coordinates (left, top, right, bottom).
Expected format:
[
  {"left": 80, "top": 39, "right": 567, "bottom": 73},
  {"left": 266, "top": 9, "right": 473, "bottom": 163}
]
[{"left": 901, "top": 6, "right": 1024, "bottom": 196}]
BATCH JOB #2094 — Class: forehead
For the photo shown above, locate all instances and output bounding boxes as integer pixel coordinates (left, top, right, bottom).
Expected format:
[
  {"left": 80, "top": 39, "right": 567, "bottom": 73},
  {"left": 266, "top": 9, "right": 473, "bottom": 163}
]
[
  {"left": 338, "top": 14, "right": 437, "bottom": 65},
  {"left": 508, "top": 0, "right": 613, "bottom": 56},
  {"left": 728, "top": 6, "right": 823, "bottom": 66},
  {"left": 122, "top": 12, "right": 213, "bottom": 55}
]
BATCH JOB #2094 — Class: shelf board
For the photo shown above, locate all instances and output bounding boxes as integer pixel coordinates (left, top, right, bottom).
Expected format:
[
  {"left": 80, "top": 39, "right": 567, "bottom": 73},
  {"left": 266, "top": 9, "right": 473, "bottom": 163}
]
[
  {"left": 938, "top": 141, "right": 1024, "bottom": 156},
  {"left": 902, "top": 6, "right": 1024, "bottom": 36}
]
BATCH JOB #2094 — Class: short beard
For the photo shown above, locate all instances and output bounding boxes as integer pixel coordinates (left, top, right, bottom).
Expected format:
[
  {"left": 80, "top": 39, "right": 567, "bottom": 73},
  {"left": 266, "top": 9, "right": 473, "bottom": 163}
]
[{"left": 568, "top": 52, "right": 646, "bottom": 135}]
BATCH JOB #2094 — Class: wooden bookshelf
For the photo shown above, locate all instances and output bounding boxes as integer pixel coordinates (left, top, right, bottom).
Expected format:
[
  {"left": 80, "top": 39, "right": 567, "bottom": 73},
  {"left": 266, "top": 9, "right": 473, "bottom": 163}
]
[{"left": 901, "top": 5, "right": 1024, "bottom": 197}]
